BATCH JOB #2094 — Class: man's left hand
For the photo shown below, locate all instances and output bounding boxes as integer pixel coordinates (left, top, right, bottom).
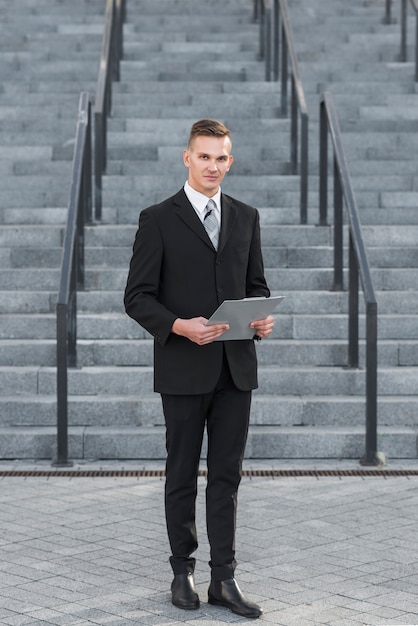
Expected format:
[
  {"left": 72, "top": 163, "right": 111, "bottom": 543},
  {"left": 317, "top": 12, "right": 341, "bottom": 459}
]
[{"left": 250, "top": 314, "right": 274, "bottom": 339}]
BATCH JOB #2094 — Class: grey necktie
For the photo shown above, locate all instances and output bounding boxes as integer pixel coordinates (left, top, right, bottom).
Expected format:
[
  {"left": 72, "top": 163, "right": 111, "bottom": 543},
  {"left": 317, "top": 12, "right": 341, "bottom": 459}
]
[{"left": 204, "top": 199, "right": 219, "bottom": 250}]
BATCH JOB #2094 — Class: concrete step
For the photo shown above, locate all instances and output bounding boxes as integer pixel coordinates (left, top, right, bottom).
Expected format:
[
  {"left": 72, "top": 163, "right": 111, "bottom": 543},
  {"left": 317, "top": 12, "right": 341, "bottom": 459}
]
[
  {"left": 0, "top": 208, "right": 68, "bottom": 225},
  {"left": 0, "top": 424, "right": 416, "bottom": 460},
  {"left": 112, "top": 80, "right": 285, "bottom": 95},
  {"left": 2, "top": 306, "right": 417, "bottom": 341},
  {"left": 0, "top": 289, "right": 413, "bottom": 316},
  {"left": 1, "top": 338, "right": 416, "bottom": 368},
  {"left": 2, "top": 365, "right": 418, "bottom": 398},
  {"left": 2, "top": 393, "right": 417, "bottom": 429},
  {"left": 5, "top": 243, "right": 416, "bottom": 269}
]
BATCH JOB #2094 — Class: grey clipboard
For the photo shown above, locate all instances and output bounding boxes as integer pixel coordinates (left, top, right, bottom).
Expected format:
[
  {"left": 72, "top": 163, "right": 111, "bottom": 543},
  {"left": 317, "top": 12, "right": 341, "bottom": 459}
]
[{"left": 206, "top": 296, "right": 285, "bottom": 341}]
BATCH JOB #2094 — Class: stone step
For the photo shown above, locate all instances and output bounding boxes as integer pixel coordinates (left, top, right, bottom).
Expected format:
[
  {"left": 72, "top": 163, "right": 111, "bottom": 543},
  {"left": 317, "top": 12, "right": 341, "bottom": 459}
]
[
  {"left": 0, "top": 208, "right": 68, "bottom": 225},
  {"left": 105, "top": 204, "right": 418, "bottom": 227},
  {"left": 0, "top": 146, "right": 52, "bottom": 161},
  {"left": 126, "top": 0, "right": 255, "bottom": 14},
  {"left": 2, "top": 365, "right": 417, "bottom": 397},
  {"left": 0, "top": 190, "right": 67, "bottom": 208},
  {"left": 5, "top": 243, "right": 416, "bottom": 270},
  {"left": 4, "top": 287, "right": 418, "bottom": 317},
  {"left": 108, "top": 156, "right": 418, "bottom": 178},
  {"left": 112, "top": 80, "right": 288, "bottom": 95},
  {"left": 2, "top": 222, "right": 417, "bottom": 250},
  {"left": 88, "top": 223, "right": 418, "bottom": 247},
  {"left": 101, "top": 173, "right": 415, "bottom": 195},
  {"left": 0, "top": 103, "right": 84, "bottom": 123},
  {"left": 56, "top": 288, "right": 418, "bottom": 317},
  {"left": 0, "top": 61, "right": 99, "bottom": 81},
  {"left": 1, "top": 393, "right": 417, "bottom": 429},
  {"left": 0, "top": 81, "right": 97, "bottom": 96},
  {"left": 2, "top": 307, "right": 417, "bottom": 341},
  {"left": 123, "top": 48, "right": 258, "bottom": 63},
  {"left": 110, "top": 101, "right": 279, "bottom": 120},
  {"left": 1, "top": 338, "right": 416, "bottom": 368},
  {"left": 0, "top": 424, "right": 416, "bottom": 460}
]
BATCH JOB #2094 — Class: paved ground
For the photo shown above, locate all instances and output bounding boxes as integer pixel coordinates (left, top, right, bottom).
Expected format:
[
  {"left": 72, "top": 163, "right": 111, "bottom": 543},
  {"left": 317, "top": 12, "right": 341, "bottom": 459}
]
[{"left": 1, "top": 460, "right": 418, "bottom": 625}]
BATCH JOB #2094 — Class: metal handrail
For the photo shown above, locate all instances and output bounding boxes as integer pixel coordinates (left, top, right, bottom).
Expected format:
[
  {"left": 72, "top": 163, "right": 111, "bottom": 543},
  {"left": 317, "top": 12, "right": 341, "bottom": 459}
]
[
  {"left": 401, "top": 0, "right": 418, "bottom": 79},
  {"left": 256, "top": 0, "right": 309, "bottom": 224},
  {"left": 94, "top": 0, "right": 125, "bottom": 219},
  {"left": 385, "top": 0, "right": 418, "bottom": 79},
  {"left": 55, "top": 92, "right": 93, "bottom": 467},
  {"left": 319, "top": 92, "right": 381, "bottom": 466}
]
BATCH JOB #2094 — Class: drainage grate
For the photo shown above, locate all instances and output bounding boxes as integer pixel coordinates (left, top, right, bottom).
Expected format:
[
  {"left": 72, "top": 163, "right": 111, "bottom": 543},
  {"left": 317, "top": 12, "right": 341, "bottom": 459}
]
[{"left": 1, "top": 468, "right": 418, "bottom": 478}]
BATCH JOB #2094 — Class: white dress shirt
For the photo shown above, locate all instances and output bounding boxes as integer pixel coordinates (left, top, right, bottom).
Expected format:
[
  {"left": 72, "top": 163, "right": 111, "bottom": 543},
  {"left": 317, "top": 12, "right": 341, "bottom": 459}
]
[{"left": 184, "top": 181, "right": 221, "bottom": 230}]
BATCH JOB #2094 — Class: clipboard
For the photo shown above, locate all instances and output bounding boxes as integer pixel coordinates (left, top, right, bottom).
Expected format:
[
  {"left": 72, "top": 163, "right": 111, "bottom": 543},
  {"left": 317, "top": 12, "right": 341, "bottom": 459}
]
[{"left": 206, "top": 296, "right": 285, "bottom": 341}]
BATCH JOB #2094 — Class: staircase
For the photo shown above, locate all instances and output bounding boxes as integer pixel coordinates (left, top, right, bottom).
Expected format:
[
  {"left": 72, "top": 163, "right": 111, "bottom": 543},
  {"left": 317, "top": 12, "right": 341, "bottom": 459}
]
[
  {"left": 1, "top": 0, "right": 417, "bottom": 461},
  {"left": 0, "top": 0, "right": 105, "bottom": 458}
]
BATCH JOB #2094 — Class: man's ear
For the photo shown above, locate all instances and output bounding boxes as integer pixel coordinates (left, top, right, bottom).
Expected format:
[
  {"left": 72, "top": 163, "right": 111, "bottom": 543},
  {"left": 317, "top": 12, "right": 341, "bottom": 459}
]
[
  {"left": 226, "top": 154, "right": 234, "bottom": 172},
  {"left": 183, "top": 149, "right": 190, "bottom": 168}
]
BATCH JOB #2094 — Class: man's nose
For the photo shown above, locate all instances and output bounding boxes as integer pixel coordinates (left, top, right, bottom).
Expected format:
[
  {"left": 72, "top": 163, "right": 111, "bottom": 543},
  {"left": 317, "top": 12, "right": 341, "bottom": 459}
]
[{"left": 208, "top": 160, "right": 218, "bottom": 170}]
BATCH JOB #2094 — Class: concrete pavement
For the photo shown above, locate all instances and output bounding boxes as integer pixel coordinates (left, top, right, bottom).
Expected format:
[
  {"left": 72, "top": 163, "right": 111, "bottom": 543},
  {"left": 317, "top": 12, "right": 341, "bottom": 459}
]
[{"left": 1, "top": 460, "right": 418, "bottom": 625}]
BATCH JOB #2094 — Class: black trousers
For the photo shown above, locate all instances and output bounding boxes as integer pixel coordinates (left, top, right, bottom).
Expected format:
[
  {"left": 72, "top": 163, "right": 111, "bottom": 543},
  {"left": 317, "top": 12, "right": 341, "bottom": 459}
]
[{"left": 161, "top": 355, "right": 252, "bottom": 582}]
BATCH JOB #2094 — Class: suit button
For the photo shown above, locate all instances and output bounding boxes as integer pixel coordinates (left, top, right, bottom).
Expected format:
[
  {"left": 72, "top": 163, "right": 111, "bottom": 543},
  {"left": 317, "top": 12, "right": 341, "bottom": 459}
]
[{"left": 217, "top": 288, "right": 222, "bottom": 293}]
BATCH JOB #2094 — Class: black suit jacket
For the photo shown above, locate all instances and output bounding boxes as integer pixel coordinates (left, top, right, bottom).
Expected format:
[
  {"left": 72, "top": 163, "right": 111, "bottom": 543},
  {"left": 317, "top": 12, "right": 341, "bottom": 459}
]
[{"left": 124, "top": 188, "right": 270, "bottom": 394}]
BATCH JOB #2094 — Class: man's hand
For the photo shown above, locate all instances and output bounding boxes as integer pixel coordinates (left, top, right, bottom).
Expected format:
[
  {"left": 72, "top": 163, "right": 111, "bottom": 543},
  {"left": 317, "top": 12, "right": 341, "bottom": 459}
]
[
  {"left": 172, "top": 317, "right": 229, "bottom": 346},
  {"left": 250, "top": 314, "right": 274, "bottom": 339}
]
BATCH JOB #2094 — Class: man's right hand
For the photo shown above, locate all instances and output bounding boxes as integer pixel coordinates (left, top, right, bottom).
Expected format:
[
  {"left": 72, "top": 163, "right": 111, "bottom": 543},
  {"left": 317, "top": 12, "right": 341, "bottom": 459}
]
[{"left": 172, "top": 317, "right": 229, "bottom": 346}]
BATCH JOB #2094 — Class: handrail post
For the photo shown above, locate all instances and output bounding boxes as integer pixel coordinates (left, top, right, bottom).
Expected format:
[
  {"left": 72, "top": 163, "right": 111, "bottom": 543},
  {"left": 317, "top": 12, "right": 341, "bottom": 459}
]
[
  {"left": 401, "top": 0, "right": 407, "bottom": 61},
  {"left": 348, "top": 232, "right": 359, "bottom": 368},
  {"left": 290, "top": 77, "right": 297, "bottom": 172},
  {"left": 333, "top": 157, "right": 344, "bottom": 291},
  {"left": 273, "top": 0, "right": 280, "bottom": 81},
  {"left": 259, "top": 0, "right": 265, "bottom": 60},
  {"left": 415, "top": 11, "right": 418, "bottom": 80},
  {"left": 253, "top": 0, "right": 259, "bottom": 22},
  {"left": 94, "top": 0, "right": 125, "bottom": 219},
  {"left": 55, "top": 303, "right": 70, "bottom": 466},
  {"left": 319, "top": 97, "right": 328, "bottom": 226},
  {"left": 265, "top": 1, "right": 272, "bottom": 81},
  {"left": 94, "top": 110, "right": 104, "bottom": 220},
  {"left": 273, "top": 0, "right": 308, "bottom": 223},
  {"left": 362, "top": 301, "right": 379, "bottom": 465},
  {"left": 300, "top": 112, "right": 308, "bottom": 224},
  {"left": 384, "top": 0, "right": 392, "bottom": 23},
  {"left": 280, "top": 22, "right": 288, "bottom": 116}
]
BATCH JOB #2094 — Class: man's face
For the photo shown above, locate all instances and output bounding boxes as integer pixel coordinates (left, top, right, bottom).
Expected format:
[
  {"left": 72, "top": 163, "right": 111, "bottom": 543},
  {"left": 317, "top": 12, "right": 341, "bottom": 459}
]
[{"left": 183, "top": 134, "right": 234, "bottom": 197}]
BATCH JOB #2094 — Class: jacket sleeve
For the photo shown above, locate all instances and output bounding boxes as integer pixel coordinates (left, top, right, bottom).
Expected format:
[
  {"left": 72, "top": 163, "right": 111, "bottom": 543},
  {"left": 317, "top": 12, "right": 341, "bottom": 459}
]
[
  {"left": 245, "top": 209, "right": 270, "bottom": 299},
  {"left": 124, "top": 209, "right": 177, "bottom": 346}
]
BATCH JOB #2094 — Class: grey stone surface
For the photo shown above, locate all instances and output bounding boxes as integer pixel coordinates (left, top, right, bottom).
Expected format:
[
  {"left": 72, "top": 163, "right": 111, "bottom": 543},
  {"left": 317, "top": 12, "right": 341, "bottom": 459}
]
[{"left": 2, "top": 467, "right": 418, "bottom": 624}]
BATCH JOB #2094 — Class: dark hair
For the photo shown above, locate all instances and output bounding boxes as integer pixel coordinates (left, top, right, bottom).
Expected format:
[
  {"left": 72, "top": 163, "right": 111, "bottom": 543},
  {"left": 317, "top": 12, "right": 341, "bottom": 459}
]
[{"left": 188, "top": 119, "right": 231, "bottom": 147}]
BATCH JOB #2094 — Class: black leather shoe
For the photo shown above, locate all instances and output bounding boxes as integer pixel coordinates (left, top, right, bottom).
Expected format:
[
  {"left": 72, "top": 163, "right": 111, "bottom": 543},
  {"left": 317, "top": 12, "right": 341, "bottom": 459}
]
[
  {"left": 171, "top": 573, "right": 200, "bottom": 610},
  {"left": 208, "top": 578, "right": 262, "bottom": 618}
]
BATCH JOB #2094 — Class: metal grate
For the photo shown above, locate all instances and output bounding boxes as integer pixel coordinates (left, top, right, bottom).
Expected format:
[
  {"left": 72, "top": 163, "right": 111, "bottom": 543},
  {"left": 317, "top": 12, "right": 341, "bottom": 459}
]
[{"left": 1, "top": 468, "right": 418, "bottom": 478}]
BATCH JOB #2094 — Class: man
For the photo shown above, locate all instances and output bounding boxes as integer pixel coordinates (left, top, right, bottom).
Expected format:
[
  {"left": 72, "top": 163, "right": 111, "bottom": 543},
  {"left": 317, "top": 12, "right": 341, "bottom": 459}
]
[{"left": 124, "top": 119, "right": 274, "bottom": 619}]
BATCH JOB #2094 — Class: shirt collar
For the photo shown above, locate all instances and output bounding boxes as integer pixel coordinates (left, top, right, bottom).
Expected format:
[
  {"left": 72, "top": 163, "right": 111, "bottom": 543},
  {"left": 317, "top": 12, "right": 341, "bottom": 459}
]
[{"left": 184, "top": 181, "right": 221, "bottom": 218}]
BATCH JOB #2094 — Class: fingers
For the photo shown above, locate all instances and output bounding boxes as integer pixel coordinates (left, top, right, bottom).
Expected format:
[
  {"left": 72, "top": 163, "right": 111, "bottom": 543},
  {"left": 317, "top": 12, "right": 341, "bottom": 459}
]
[
  {"left": 199, "top": 320, "right": 229, "bottom": 345},
  {"left": 250, "top": 314, "right": 275, "bottom": 338}
]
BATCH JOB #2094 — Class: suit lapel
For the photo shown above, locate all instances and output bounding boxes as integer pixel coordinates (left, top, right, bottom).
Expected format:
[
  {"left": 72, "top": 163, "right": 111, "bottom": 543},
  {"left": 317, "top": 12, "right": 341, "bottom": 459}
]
[
  {"left": 173, "top": 188, "right": 238, "bottom": 254},
  {"left": 173, "top": 189, "right": 213, "bottom": 248},
  {"left": 218, "top": 193, "right": 238, "bottom": 255}
]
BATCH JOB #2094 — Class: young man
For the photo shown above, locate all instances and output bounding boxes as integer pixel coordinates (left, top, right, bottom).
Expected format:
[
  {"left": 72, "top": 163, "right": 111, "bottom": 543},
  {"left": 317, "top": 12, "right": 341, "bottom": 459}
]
[{"left": 124, "top": 119, "right": 274, "bottom": 618}]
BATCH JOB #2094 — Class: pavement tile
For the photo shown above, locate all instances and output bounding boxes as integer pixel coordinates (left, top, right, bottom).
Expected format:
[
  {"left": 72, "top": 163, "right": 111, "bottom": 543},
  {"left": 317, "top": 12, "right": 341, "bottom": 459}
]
[{"left": 1, "top": 472, "right": 418, "bottom": 625}]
